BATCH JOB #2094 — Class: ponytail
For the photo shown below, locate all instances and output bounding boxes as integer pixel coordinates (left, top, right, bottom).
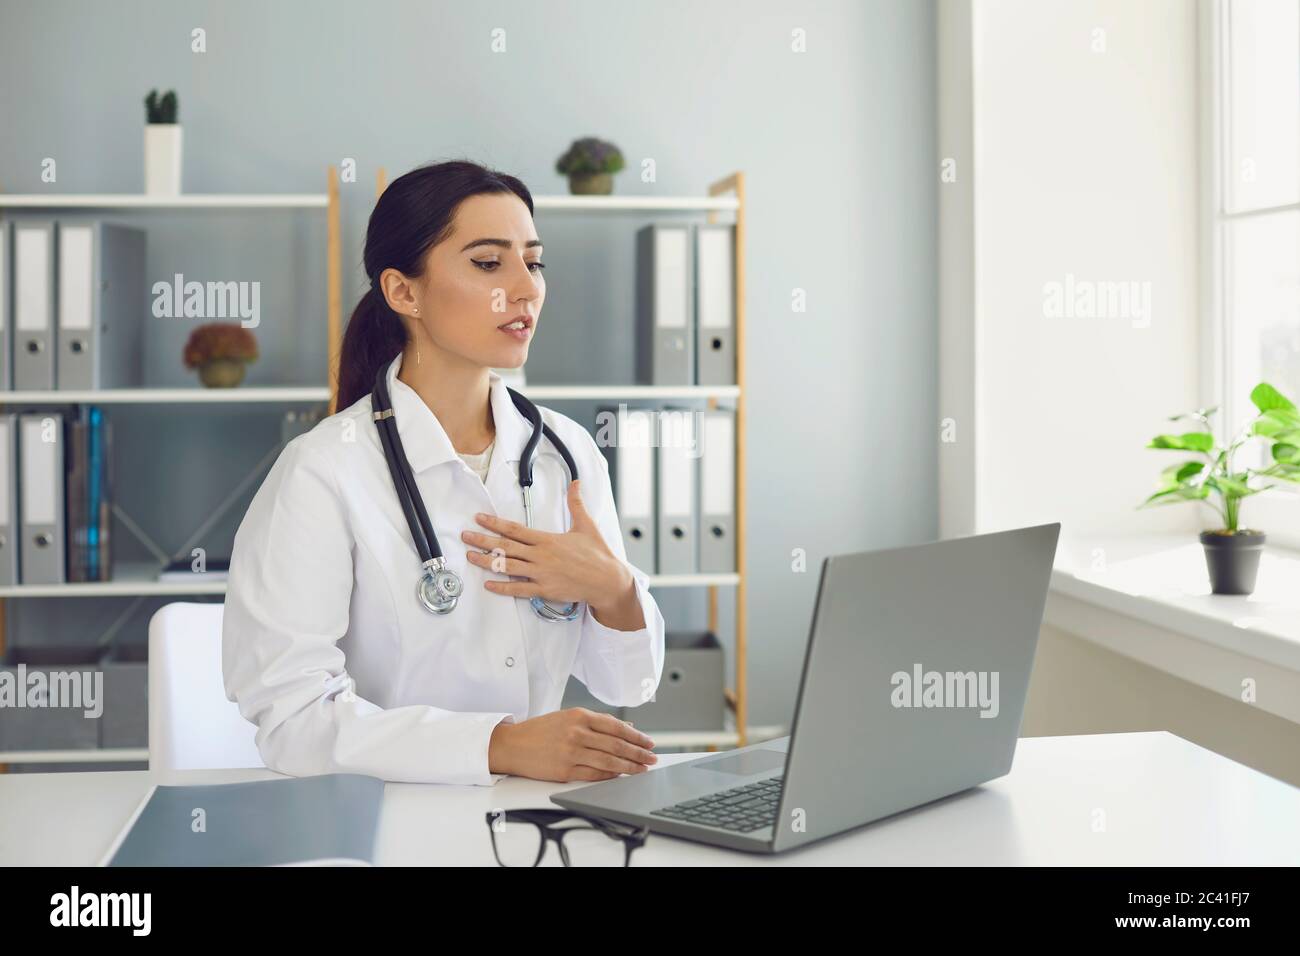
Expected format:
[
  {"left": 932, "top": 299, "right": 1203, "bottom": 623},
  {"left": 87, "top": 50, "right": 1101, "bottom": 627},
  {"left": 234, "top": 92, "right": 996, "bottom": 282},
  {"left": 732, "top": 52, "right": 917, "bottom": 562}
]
[{"left": 336, "top": 285, "right": 407, "bottom": 411}]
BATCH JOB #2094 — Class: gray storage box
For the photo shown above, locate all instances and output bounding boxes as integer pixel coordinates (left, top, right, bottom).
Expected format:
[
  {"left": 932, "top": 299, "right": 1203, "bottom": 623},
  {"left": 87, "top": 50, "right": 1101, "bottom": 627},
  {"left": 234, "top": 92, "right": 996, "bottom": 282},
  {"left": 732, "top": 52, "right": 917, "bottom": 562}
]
[
  {"left": 100, "top": 643, "right": 147, "bottom": 748},
  {"left": 624, "top": 630, "right": 725, "bottom": 732},
  {"left": 0, "top": 647, "right": 103, "bottom": 752},
  {"left": 0, "top": 643, "right": 147, "bottom": 753}
]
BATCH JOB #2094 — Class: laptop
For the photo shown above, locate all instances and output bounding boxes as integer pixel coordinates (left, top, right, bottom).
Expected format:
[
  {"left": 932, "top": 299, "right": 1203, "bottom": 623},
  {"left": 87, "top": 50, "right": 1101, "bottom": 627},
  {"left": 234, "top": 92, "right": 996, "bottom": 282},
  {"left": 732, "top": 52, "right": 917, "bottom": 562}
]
[{"left": 552, "top": 522, "right": 1061, "bottom": 854}]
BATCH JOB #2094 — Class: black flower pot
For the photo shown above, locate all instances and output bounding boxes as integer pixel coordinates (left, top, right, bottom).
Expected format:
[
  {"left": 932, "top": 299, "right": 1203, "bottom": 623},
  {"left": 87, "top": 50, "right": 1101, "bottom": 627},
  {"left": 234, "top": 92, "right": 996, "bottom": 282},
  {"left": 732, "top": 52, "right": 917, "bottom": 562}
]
[{"left": 1199, "top": 530, "right": 1265, "bottom": 595}]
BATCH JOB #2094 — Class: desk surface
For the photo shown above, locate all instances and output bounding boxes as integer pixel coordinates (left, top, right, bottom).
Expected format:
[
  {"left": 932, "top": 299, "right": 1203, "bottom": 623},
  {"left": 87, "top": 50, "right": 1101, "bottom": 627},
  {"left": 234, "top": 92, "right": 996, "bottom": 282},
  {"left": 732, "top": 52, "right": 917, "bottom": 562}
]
[{"left": 2, "top": 732, "right": 1297, "bottom": 865}]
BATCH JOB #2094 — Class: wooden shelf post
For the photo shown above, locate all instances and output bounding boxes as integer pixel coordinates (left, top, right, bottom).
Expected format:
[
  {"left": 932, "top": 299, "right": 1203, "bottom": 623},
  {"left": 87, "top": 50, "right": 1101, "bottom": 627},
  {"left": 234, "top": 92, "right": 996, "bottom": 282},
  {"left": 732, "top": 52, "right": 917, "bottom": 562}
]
[{"left": 708, "top": 171, "right": 746, "bottom": 748}]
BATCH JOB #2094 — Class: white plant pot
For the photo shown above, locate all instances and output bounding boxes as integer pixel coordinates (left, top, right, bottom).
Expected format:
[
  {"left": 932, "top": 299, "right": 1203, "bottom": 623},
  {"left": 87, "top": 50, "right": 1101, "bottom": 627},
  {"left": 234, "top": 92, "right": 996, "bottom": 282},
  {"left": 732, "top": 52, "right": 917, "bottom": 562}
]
[{"left": 144, "top": 124, "right": 182, "bottom": 195}]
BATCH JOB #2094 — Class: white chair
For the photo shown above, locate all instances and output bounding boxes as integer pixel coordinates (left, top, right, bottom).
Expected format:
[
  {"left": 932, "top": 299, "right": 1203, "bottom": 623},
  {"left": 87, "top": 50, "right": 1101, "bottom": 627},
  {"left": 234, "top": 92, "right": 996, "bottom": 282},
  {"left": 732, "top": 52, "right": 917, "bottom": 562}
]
[{"left": 148, "top": 602, "right": 264, "bottom": 771}]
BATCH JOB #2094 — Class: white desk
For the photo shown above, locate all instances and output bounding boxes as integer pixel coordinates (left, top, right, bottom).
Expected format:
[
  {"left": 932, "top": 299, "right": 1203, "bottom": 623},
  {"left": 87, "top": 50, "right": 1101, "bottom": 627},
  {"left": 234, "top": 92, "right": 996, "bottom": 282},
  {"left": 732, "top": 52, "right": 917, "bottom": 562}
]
[{"left": 2, "top": 732, "right": 1297, "bottom": 865}]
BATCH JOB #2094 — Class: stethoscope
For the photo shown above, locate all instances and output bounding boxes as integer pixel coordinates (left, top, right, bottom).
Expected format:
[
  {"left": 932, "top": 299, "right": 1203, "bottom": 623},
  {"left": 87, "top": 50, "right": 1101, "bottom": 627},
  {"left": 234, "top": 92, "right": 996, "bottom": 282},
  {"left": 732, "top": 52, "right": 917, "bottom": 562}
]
[{"left": 371, "top": 364, "right": 584, "bottom": 622}]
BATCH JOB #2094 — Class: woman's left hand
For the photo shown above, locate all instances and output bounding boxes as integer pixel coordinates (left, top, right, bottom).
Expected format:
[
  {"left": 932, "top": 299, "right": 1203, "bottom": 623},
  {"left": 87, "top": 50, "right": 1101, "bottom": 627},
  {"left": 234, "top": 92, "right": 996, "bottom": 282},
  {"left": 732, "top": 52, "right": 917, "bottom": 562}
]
[{"left": 461, "top": 479, "right": 636, "bottom": 615}]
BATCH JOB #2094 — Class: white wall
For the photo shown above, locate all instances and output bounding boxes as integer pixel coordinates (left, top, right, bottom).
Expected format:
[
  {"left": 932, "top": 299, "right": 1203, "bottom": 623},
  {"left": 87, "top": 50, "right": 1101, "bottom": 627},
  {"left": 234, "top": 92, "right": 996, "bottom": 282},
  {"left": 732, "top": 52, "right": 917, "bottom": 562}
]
[{"left": 940, "top": 0, "right": 1203, "bottom": 542}]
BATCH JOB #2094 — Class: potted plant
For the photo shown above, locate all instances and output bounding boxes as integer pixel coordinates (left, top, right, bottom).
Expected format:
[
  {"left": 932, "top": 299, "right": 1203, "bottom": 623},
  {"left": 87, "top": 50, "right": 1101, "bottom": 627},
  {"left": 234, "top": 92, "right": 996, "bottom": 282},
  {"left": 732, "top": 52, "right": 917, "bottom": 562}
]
[
  {"left": 1141, "top": 382, "right": 1300, "bottom": 594},
  {"left": 144, "top": 89, "right": 181, "bottom": 195},
  {"left": 555, "top": 137, "right": 625, "bottom": 195},
  {"left": 183, "top": 323, "right": 259, "bottom": 388}
]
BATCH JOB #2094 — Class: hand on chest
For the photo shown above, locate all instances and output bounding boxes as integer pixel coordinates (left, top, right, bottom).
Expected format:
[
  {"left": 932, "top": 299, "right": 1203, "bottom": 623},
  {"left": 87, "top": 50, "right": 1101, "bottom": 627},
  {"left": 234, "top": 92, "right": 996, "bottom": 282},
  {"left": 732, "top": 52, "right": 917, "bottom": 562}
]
[{"left": 369, "top": 450, "right": 574, "bottom": 616}]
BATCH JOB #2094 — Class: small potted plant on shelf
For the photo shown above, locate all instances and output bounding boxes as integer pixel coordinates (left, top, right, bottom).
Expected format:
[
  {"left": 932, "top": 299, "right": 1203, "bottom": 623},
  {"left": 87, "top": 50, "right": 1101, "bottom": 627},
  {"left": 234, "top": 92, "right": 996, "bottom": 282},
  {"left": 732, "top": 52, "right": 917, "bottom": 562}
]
[
  {"left": 144, "top": 88, "right": 181, "bottom": 195},
  {"left": 183, "top": 323, "right": 259, "bottom": 388},
  {"left": 1141, "top": 382, "right": 1300, "bottom": 595},
  {"left": 555, "top": 136, "right": 625, "bottom": 195}
]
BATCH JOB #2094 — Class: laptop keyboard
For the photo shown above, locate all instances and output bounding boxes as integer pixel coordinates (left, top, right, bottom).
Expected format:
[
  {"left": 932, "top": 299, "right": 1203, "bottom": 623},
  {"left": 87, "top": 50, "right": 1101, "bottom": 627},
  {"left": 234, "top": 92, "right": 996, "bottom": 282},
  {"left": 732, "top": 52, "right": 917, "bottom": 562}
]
[{"left": 649, "top": 775, "right": 784, "bottom": 833}]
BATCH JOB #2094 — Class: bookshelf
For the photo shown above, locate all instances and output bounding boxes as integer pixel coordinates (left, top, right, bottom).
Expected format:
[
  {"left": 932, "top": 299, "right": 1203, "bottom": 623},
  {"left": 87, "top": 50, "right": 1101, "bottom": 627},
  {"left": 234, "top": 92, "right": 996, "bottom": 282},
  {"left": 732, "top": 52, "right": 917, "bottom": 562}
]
[
  {"left": 0, "top": 168, "right": 753, "bottom": 766},
  {"left": 0, "top": 172, "right": 344, "bottom": 772}
]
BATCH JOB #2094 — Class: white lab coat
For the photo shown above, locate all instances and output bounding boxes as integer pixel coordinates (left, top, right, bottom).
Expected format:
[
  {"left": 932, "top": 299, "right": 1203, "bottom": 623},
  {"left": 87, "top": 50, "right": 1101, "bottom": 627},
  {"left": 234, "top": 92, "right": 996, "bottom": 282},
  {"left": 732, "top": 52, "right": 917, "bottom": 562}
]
[{"left": 222, "top": 352, "right": 666, "bottom": 785}]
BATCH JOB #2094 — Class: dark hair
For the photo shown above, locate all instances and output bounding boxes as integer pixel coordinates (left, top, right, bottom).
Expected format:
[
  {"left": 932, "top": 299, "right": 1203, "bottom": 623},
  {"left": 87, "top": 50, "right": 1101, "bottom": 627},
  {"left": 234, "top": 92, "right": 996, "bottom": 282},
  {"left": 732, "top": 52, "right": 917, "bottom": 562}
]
[{"left": 335, "top": 159, "right": 534, "bottom": 410}]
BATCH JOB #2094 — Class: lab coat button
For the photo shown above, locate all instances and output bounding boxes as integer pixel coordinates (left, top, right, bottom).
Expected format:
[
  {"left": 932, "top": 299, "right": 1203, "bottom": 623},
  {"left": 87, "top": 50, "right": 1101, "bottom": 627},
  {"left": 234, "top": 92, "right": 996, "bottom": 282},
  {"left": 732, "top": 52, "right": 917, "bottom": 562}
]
[{"left": 505, "top": 656, "right": 515, "bottom": 667}]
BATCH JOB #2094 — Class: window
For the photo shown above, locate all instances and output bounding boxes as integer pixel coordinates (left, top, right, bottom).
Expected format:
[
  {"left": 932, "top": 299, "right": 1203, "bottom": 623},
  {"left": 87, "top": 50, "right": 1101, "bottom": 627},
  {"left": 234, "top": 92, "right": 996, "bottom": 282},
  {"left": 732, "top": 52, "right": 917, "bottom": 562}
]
[{"left": 1208, "top": 0, "right": 1300, "bottom": 546}]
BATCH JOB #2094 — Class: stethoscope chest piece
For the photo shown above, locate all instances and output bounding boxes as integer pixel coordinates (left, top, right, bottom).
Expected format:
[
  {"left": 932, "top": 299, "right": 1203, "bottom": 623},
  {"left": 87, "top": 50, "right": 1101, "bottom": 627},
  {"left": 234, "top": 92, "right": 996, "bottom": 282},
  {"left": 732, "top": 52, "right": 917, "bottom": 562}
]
[{"left": 418, "top": 561, "right": 463, "bottom": 615}]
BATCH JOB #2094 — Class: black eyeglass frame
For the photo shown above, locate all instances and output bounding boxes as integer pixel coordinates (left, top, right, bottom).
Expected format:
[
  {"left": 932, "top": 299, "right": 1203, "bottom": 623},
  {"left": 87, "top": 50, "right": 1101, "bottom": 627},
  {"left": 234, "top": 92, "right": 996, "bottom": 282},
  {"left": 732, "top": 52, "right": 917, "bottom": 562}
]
[{"left": 484, "top": 808, "right": 649, "bottom": 867}]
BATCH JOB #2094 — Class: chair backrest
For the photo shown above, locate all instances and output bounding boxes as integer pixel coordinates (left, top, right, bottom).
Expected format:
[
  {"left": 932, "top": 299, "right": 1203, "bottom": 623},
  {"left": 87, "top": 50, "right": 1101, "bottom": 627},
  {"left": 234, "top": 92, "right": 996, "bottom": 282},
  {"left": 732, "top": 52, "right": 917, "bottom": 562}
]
[{"left": 148, "top": 602, "right": 264, "bottom": 771}]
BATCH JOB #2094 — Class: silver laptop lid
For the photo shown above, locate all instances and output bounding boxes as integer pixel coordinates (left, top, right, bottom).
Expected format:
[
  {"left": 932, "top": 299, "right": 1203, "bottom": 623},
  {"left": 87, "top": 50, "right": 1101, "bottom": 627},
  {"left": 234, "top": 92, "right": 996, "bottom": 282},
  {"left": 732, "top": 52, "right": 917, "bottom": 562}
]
[{"left": 772, "top": 523, "right": 1060, "bottom": 852}]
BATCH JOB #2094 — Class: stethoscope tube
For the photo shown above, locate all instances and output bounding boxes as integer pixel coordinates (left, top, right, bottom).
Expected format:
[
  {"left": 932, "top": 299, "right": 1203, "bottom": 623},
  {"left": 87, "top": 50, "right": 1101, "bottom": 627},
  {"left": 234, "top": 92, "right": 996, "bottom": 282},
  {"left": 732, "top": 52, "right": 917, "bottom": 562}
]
[
  {"left": 373, "top": 367, "right": 463, "bottom": 613},
  {"left": 508, "top": 388, "right": 579, "bottom": 485},
  {"left": 372, "top": 363, "right": 582, "bottom": 622}
]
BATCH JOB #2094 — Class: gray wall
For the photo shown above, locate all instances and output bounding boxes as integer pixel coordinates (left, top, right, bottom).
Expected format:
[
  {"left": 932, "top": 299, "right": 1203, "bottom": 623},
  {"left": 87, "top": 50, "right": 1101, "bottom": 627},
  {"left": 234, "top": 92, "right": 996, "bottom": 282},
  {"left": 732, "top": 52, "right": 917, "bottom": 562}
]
[{"left": 0, "top": 0, "right": 938, "bottom": 729}]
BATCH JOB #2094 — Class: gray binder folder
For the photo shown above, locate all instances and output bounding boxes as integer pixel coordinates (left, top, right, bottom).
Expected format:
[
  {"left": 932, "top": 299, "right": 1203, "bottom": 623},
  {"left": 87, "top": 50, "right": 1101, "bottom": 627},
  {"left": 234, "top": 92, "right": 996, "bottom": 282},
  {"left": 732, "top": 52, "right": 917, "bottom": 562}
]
[
  {"left": 694, "top": 223, "right": 736, "bottom": 386},
  {"left": 596, "top": 404, "right": 657, "bottom": 573},
  {"left": 104, "top": 773, "right": 386, "bottom": 866},
  {"left": 19, "top": 412, "right": 65, "bottom": 584},
  {"left": 655, "top": 406, "right": 698, "bottom": 574},
  {"left": 57, "top": 221, "right": 147, "bottom": 390},
  {"left": 0, "top": 415, "right": 17, "bottom": 586},
  {"left": 14, "top": 221, "right": 56, "bottom": 390},
  {"left": 0, "top": 221, "right": 11, "bottom": 389},
  {"left": 635, "top": 224, "right": 694, "bottom": 385},
  {"left": 698, "top": 408, "right": 736, "bottom": 573}
]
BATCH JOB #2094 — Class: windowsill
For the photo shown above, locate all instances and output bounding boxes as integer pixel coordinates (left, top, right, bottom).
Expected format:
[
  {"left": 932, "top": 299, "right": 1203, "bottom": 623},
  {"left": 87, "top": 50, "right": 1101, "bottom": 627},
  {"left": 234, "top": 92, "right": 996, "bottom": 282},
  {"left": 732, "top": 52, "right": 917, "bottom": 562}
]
[{"left": 1045, "top": 535, "right": 1300, "bottom": 725}]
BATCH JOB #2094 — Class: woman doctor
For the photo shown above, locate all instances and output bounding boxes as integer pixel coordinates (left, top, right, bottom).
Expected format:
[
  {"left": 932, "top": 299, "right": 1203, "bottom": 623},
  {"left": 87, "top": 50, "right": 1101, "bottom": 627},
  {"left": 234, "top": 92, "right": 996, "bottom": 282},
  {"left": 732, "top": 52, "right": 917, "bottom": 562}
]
[{"left": 222, "top": 160, "right": 665, "bottom": 786}]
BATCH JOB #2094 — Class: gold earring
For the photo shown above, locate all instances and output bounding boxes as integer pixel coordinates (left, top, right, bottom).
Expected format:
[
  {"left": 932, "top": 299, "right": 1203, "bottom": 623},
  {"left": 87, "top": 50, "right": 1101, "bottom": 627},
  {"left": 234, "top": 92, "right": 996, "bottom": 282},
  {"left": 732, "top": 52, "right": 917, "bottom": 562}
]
[{"left": 417, "top": 348, "right": 421, "bottom": 366}]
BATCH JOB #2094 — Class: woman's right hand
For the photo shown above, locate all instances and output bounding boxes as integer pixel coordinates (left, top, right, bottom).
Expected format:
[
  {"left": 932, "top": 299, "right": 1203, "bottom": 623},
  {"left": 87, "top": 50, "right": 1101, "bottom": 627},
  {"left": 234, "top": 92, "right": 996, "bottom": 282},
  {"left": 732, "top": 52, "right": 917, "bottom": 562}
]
[{"left": 488, "top": 708, "right": 658, "bottom": 782}]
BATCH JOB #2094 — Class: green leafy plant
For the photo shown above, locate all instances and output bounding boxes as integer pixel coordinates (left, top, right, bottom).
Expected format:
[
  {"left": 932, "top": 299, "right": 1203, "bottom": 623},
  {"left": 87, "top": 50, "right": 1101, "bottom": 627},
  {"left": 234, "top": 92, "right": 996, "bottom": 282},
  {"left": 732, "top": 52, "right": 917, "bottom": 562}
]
[
  {"left": 144, "top": 89, "right": 178, "bottom": 124},
  {"left": 554, "top": 137, "right": 625, "bottom": 176},
  {"left": 1141, "top": 382, "right": 1300, "bottom": 532}
]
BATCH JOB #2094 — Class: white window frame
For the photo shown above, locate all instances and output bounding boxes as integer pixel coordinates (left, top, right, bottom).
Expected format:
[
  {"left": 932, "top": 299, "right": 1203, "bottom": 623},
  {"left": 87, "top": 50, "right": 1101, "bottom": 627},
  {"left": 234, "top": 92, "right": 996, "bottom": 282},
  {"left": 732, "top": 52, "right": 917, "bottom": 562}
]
[{"left": 1201, "top": 0, "right": 1300, "bottom": 550}]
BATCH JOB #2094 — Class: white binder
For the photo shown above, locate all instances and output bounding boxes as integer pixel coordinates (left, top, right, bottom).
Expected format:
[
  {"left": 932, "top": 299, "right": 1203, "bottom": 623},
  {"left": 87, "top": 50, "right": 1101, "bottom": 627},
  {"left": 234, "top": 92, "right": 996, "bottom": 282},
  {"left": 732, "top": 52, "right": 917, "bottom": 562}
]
[
  {"left": 19, "top": 412, "right": 65, "bottom": 584},
  {"left": 635, "top": 224, "right": 694, "bottom": 385},
  {"left": 57, "top": 221, "right": 147, "bottom": 389},
  {"left": 596, "top": 405, "right": 657, "bottom": 573},
  {"left": 698, "top": 408, "right": 736, "bottom": 573},
  {"left": 0, "top": 415, "right": 17, "bottom": 585},
  {"left": 0, "top": 221, "right": 10, "bottom": 389},
  {"left": 14, "top": 221, "right": 56, "bottom": 390},
  {"left": 655, "top": 407, "right": 698, "bottom": 574},
  {"left": 694, "top": 224, "right": 736, "bottom": 386}
]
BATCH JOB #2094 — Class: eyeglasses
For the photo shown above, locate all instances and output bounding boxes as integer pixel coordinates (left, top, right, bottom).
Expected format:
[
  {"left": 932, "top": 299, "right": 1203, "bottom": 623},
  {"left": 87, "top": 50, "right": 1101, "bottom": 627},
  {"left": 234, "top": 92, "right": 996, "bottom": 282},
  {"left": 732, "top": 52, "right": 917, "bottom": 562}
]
[{"left": 484, "top": 808, "right": 649, "bottom": 867}]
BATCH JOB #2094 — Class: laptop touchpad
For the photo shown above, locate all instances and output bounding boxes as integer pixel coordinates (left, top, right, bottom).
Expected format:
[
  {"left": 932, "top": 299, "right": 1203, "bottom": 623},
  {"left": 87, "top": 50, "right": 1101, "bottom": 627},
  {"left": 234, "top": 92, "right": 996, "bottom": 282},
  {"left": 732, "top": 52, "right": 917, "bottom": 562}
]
[{"left": 693, "top": 749, "right": 787, "bottom": 775}]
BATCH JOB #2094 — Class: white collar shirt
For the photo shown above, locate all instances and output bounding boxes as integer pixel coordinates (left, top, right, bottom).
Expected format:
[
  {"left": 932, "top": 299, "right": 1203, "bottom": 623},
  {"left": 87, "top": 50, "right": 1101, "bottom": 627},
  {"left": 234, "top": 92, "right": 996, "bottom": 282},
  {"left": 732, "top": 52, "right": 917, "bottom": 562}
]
[{"left": 222, "top": 352, "right": 666, "bottom": 785}]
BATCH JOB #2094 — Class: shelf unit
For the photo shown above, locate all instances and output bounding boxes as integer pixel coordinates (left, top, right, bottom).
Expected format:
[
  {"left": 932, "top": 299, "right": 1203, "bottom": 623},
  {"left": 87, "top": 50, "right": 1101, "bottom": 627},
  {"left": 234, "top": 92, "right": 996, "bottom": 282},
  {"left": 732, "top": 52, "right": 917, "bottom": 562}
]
[
  {"left": 0, "top": 169, "right": 754, "bottom": 767},
  {"left": 0, "top": 176, "right": 344, "bottom": 773},
  {"left": 0, "top": 748, "right": 149, "bottom": 765},
  {"left": 0, "top": 566, "right": 741, "bottom": 599},
  {"left": 0, "top": 194, "right": 329, "bottom": 209},
  {"left": 0, "top": 387, "right": 332, "bottom": 405},
  {"left": 0, "top": 385, "right": 750, "bottom": 405}
]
